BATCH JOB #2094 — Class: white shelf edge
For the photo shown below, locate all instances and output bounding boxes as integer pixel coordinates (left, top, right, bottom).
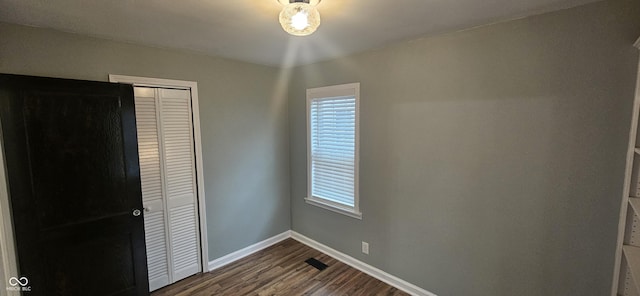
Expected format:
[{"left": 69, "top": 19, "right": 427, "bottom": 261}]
[
  {"left": 630, "top": 198, "right": 640, "bottom": 214},
  {"left": 624, "top": 245, "right": 640, "bottom": 294},
  {"left": 613, "top": 39, "right": 640, "bottom": 296}
]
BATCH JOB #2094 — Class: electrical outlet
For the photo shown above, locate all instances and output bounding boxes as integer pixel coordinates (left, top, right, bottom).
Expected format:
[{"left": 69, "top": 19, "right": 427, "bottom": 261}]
[{"left": 362, "top": 241, "right": 369, "bottom": 255}]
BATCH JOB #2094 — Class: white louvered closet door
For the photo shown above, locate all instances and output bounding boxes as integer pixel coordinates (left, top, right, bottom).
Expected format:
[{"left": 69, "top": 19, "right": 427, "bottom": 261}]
[
  {"left": 158, "top": 88, "right": 201, "bottom": 282},
  {"left": 134, "top": 87, "right": 201, "bottom": 291},
  {"left": 134, "top": 87, "right": 170, "bottom": 291}
]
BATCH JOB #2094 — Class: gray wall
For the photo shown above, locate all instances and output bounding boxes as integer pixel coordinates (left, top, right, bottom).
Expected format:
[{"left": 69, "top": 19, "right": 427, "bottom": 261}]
[
  {"left": 288, "top": 0, "right": 640, "bottom": 295},
  {"left": 0, "top": 22, "right": 290, "bottom": 261}
]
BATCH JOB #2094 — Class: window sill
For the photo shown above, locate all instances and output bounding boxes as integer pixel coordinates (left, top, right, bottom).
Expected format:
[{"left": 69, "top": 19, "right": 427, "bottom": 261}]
[{"left": 305, "top": 197, "right": 362, "bottom": 220}]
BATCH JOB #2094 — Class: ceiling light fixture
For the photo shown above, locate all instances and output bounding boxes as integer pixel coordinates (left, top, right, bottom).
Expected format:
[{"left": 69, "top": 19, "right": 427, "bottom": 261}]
[{"left": 278, "top": 0, "right": 321, "bottom": 36}]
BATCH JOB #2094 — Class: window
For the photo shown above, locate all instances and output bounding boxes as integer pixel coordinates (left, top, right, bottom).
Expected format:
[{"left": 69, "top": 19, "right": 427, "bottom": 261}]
[{"left": 306, "top": 83, "right": 361, "bottom": 219}]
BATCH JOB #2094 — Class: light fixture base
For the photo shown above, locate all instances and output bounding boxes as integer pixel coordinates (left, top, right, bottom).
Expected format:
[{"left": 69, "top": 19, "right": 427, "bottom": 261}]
[{"left": 277, "top": 0, "right": 321, "bottom": 6}]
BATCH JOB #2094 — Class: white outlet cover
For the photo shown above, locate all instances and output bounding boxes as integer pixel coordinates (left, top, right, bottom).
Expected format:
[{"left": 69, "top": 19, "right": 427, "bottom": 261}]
[{"left": 362, "top": 242, "right": 369, "bottom": 254}]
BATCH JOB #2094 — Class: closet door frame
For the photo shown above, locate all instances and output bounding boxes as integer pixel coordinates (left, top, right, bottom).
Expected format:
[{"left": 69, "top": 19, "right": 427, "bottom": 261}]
[{"left": 109, "top": 74, "right": 209, "bottom": 274}]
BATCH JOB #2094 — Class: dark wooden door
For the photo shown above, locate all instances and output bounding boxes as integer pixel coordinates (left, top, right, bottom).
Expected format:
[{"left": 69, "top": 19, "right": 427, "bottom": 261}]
[{"left": 0, "top": 74, "right": 149, "bottom": 296}]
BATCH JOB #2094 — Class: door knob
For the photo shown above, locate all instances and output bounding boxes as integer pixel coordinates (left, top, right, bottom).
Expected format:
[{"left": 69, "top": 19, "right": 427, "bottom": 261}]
[{"left": 132, "top": 209, "right": 141, "bottom": 217}]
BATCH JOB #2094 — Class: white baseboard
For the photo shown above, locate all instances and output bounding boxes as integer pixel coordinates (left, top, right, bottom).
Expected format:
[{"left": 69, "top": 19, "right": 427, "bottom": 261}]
[
  {"left": 208, "top": 230, "right": 291, "bottom": 271},
  {"left": 206, "top": 230, "right": 435, "bottom": 296},
  {"left": 291, "top": 231, "right": 437, "bottom": 296}
]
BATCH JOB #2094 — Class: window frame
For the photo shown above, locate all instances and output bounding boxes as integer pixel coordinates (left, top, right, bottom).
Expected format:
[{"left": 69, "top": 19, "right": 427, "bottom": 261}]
[{"left": 305, "top": 83, "right": 361, "bottom": 219}]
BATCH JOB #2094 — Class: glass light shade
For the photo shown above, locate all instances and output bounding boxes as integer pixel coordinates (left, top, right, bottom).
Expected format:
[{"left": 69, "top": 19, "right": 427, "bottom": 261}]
[{"left": 279, "top": 3, "right": 321, "bottom": 36}]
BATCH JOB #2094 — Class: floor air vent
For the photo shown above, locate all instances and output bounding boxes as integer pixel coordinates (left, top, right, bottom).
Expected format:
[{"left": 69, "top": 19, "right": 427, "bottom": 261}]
[{"left": 305, "top": 258, "right": 328, "bottom": 270}]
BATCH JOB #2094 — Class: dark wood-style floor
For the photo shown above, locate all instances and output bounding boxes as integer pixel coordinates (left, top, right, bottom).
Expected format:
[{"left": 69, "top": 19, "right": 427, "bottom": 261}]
[{"left": 151, "top": 238, "right": 410, "bottom": 296}]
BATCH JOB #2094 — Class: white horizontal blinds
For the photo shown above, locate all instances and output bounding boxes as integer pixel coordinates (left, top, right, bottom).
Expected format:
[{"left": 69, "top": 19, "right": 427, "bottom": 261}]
[
  {"left": 310, "top": 96, "right": 356, "bottom": 207},
  {"left": 158, "top": 88, "right": 201, "bottom": 282},
  {"left": 133, "top": 87, "right": 170, "bottom": 291}
]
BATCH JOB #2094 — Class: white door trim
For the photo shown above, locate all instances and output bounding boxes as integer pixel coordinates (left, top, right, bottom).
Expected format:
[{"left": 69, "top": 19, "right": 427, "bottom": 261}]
[
  {"left": 109, "top": 74, "right": 209, "bottom": 274},
  {"left": 0, "top": 121, "right": 19, "bottom": 294}
]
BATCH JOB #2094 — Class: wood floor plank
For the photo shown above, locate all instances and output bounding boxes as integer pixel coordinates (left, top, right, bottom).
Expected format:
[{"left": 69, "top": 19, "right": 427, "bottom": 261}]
[{"left": 151, "top": 238, "right": 410, "bottom": 296}]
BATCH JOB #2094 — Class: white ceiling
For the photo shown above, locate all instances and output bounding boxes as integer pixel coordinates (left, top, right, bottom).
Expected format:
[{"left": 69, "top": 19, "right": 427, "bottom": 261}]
[{"left": 0, "top": 0, "right": 599, "bottom": 67}]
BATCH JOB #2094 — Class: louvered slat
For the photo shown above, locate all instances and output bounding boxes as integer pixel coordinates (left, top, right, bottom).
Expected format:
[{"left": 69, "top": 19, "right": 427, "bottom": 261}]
[
  {"left": 143, "top": 208, "right": 168, "bottom": 288},
  {"left": 135, "top": 95, "right": 163, "bottom": 205},
  {"left": 169, "top": 204, "right": 199, "bottom": 279},
  {"left": 144, "top": 212, "right": 168, "bottom": 279}
]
